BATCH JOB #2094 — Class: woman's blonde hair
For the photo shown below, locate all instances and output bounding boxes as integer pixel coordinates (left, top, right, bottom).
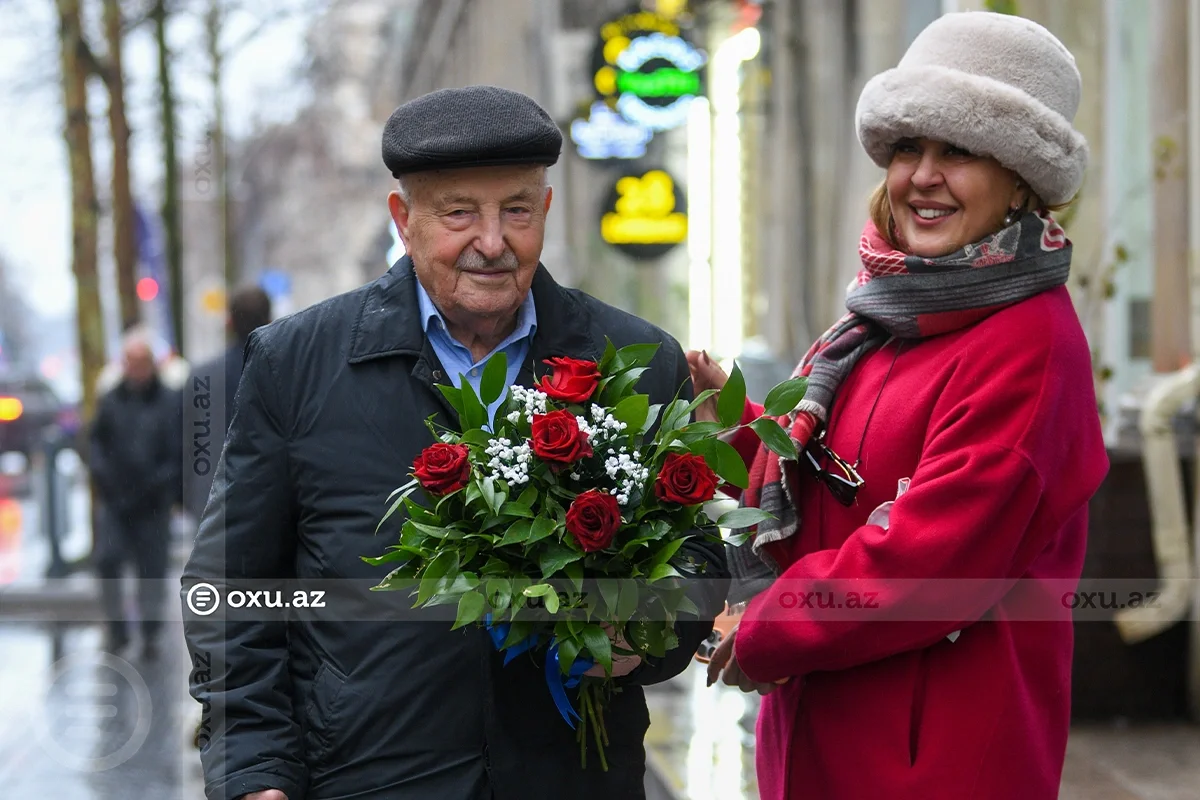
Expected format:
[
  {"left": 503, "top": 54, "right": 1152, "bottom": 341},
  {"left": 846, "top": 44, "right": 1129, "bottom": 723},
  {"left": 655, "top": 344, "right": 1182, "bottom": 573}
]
[{"left": 867, "top": 179, "right": 1074, "bottom": 250}]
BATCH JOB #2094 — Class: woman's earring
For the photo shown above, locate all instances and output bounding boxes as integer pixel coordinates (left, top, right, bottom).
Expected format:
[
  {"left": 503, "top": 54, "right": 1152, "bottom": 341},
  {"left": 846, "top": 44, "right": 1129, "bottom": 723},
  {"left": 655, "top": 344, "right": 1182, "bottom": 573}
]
[{"left": 1004, "top": 206, "right": 1020, "bottom": 226}]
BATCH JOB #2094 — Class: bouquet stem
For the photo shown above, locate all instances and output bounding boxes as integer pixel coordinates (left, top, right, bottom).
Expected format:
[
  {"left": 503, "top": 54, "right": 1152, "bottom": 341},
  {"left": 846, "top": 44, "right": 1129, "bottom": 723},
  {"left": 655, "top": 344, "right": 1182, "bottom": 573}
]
[{"left": 575, "top": 681, "right": 610, "bottom": 771}]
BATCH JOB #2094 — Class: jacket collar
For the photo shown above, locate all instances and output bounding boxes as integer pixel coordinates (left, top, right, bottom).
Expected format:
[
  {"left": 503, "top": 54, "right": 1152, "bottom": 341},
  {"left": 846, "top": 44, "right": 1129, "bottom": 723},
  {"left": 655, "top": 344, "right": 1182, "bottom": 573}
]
[{"left": 347, "top": 256, "right": 598, "bottom": 367}]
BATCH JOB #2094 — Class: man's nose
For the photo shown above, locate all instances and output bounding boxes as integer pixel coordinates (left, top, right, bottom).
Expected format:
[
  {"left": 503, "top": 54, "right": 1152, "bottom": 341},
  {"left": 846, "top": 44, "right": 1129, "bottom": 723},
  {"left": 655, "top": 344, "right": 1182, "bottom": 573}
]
[{"left": 474, "top": 214, "right": 506, "bottom": 260}]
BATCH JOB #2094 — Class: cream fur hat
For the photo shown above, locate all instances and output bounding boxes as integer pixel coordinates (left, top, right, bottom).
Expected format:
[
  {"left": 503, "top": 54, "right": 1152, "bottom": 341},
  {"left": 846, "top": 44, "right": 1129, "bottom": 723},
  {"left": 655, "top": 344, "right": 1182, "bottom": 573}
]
[{"left": 855, "top": 11, "right": 1088, "bottom": 206}]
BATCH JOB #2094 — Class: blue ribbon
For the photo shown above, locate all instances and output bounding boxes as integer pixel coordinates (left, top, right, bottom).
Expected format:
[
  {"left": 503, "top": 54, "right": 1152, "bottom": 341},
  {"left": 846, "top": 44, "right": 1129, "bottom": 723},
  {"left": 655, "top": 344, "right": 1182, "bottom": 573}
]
[{"left": 485, "top": 616, "right": 594, "bottom": 728}]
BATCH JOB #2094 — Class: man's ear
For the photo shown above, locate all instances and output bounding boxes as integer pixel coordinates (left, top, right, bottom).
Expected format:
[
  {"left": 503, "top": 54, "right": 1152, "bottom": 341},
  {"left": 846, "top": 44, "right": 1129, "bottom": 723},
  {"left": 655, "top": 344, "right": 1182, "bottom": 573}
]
[
  {"left": 543, "top": 185, "right": 553, "bottom": 216},
  {"left": 388, "top": 191, "right": 412, "bottom": 247}
]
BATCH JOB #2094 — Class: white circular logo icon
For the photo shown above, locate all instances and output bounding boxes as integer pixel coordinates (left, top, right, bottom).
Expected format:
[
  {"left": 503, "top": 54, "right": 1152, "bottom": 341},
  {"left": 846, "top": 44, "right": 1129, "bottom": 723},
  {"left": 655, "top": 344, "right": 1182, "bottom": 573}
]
[
  {"left": 33, "top": 651, "right": 153, "bottom": 772},
  {"left": 186, "top": 582, "right": 221, "bottom": 616}
]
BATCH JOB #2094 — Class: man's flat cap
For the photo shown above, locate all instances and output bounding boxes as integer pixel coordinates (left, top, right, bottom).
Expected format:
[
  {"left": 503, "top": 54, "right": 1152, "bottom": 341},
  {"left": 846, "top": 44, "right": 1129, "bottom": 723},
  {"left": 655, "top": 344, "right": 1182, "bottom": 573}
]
[{"left": 382, "top": 86, "right": 562, "bottom": 177}]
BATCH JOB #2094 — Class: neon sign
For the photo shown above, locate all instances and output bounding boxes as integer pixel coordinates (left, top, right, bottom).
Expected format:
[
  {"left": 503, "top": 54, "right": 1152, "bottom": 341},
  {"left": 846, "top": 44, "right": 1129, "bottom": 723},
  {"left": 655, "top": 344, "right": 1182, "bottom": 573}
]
[
  {"left": 570, "top": 102, "right": 653, "bottom": 160},
  {"left": 599, "top": 168, "right": 688, "bottom": 260},
  {"left": 591, "top": 12, "right": 706, "bottom": 133}
]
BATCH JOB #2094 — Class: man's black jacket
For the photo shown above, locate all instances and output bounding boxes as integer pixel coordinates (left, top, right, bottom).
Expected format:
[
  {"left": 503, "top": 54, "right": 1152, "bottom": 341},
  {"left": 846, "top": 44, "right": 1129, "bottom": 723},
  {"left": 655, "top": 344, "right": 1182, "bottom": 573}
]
[
  {"left": 181, "top": 259, "right": 730, "bottom": 800},
  {"left": 90, "top": 375, "right": 181, "bottom": 519}
]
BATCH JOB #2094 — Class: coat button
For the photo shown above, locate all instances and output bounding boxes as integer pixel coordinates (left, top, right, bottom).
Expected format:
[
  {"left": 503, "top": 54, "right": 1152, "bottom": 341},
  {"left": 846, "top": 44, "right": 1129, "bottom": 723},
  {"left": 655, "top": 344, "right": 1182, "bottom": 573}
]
[{"left": 432, "top": 370, "right": 443, "bottom": 381}]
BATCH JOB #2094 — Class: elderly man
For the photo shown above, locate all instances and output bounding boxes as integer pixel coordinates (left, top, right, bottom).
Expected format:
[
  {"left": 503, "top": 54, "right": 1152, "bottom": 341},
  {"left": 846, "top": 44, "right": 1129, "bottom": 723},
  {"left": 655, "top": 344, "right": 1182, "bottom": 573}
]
[
  {"left": 182, "top": 86, "right": 728, "bottom": 800},
  {"left": 91, "top": 330, "right": 182, "bottom": 658}
]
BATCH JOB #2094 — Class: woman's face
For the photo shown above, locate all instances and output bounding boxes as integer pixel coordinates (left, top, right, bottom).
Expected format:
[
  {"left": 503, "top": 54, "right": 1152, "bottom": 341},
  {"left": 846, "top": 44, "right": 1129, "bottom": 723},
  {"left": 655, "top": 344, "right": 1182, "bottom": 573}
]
[{"left": 886, "top": 137, "right": 1027, "bottom": 258}]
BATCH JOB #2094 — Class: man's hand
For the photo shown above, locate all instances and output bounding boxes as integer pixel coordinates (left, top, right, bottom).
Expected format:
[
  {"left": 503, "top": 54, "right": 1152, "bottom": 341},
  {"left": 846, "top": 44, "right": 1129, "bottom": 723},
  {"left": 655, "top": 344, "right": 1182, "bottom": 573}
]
[
  {"left": 240, "top": 791, "right": 287, "bottom": 800},
  {"left": 705, "top": 627, "right": 781, "bottom": 695},
  {"left": 583, "top": 624, "right": 642, "bottom": 678},
  {"left": 684, "top": 350, "right": 729, "bottom": 424}
]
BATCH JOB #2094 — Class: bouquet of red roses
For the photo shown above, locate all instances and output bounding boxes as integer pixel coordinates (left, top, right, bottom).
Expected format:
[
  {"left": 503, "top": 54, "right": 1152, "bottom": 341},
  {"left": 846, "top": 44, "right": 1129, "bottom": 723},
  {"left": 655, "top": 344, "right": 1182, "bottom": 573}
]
[{"left": 366, "top": 341, "right": 805, "bottom": 769}]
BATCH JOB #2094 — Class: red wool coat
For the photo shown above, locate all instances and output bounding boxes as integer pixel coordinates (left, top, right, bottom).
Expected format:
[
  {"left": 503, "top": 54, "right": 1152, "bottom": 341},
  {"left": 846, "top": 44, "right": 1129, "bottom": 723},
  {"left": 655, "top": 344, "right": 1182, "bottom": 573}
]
[{"left": 727, "top": 287, "right": 1109, "bottom": 800}]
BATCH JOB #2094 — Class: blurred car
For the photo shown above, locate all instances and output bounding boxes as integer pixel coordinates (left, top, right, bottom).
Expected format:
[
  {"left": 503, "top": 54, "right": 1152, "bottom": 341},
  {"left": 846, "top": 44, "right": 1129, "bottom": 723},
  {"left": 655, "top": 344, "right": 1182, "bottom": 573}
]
[{"left": 0, "top": 372, "right": 65, "bottom": 495}]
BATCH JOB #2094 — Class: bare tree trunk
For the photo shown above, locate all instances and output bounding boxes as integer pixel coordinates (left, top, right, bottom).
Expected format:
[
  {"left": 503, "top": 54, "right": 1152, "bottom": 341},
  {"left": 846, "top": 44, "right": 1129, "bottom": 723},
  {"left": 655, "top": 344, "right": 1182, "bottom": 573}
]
[
  {"left": 102, "top": 0, "right": 139, "bottom": 332},
  {"left": 154, "top": 0, "right": 185, "bottom": 356},
  {"left": 57, "top": 0, "right": 106, "bottom": 424},
  {"left": 1151, "top": 0, "right": 1192, "bottom": 372},
  {"left": 206, "top": 0, "right": 237, "bottom": 292}
]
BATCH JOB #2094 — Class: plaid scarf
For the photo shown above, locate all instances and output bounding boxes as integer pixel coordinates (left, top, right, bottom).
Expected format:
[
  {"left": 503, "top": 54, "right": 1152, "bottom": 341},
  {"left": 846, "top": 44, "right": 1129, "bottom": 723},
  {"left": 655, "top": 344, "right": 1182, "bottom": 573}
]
[{"left": 727, "top": 210, "right": 1072, "bottom": 604}]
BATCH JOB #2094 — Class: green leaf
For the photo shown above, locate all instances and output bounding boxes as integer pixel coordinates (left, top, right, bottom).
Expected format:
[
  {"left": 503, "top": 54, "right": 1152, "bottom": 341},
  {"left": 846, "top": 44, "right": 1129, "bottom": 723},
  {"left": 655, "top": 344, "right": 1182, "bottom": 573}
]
[
  {"left": 526, "top": 515, "right": 559, "bottom": 545},
  {"left": 674, "top": 421, "right": 725, "bottom": 444},
  {"left": 564, "top": 561, "right": 584, "bottom": 594},
  {"left": 724, "top": 532, "right": 751, "bottom": 546},
  {"left": 750, "top": 417, "right": 799, "bottom": 460},
  {"left": 409, "top": 520, "right": 463, "bottom": 540},
  {"left": 716, "top": 361, "right": 747, "bottom": 428},
  {"left": 649, "top": 563, "right": 681, "bottom": 582},
  {"left": 640, "top": 403, "right": 664, "bottom": 436},
  {"left": 762, "top": 376, "right": 808, "bottom": 418},
  {"left": 598, "top": 338, "right": 617, "bottom": 373},
  {"left": 659, "top": 398, "right": 691, "bottom": 434},
  {"left": 611, "top": 394, "right": 650, "bottom": 433},
  {"left": 384, "top": 477, "right": 420, "bottom": 506},
  {"left": 517, "top": 485, "right": 539, "bottom": 508},
  {"left": 437, "top": 385, "right": 465, "bottom": 417},
  {"left": 694, "top": 439, "right": 751, "bottom": 490},
  {"left": 597, "top": 579, "right": 619, "bottom": 618},
  {"left": 498, "top": 519, "right": 533, "bottom": 546},
  {"left": 715, "top": 507, "right": 776, "bottom": 529},
  {"left": 361, "top": 548, "right": 413, "bottom": 567},
  {"left": 580, "top": 624, "right": 613, "bottom": 674},
  {"left": 480, "top": 352, "right": 508, "bottom": 406},
  {"left": 459, "top": 378, "right": 487, "bottom": 432},
  {"left": 650, "top": 537, "right": 687, "bottom": 568},
  {"left": 503, "top": 621, "right": 535, "bottom": 648},
  {"left": 452, "top": 592, "right": 484, "bottom": 630},
  {"left": 601, "top": 367, "right": 650, "bottom": 405},
  {"left": 681, "top": 389, "right": 720, "bottom": 418},
  {"left": 617, "top": 578, "right": 639, "bottom": 620},
  {"left": 610, "top": 342, "right": 660, "bottom": 372},
  {"left": 417, "top": 551, "right": 459, "bottom": 604},
  {"left": 523, "top": 582, "right": 556, "bottom": 598},
  {"left": 480, "top": 476, "right": 497, "bottom": 513},
  {"left": 498, "top": 502, "right": 534, "bottom": 518},
  {"left": 558, "top": 636, "right": 582, "bottom": 676},
  {"left": 539, "top": 544, "right": 584, "bottom": 578},
  {"left": 485, "top": 578, "right": 512, "bottom": 614}
]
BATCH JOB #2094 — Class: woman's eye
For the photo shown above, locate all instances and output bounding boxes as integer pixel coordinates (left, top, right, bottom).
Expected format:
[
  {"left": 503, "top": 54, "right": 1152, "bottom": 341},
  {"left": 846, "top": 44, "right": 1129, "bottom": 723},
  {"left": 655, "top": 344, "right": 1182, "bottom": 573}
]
[{"left": 946, "top": 145, "right": 974, "bottom": 158}]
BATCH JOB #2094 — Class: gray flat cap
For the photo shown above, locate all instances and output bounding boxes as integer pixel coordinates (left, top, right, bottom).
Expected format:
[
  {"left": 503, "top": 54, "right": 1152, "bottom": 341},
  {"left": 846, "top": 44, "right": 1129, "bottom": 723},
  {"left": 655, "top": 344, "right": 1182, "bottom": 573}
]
[{"left": 382, "top": 86, "right": 563, "bottom": 177}]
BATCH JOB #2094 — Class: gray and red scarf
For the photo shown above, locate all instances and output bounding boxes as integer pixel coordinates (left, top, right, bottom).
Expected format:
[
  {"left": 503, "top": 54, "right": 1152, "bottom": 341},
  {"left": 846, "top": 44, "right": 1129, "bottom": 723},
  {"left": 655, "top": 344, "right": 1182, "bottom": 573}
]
[{"left": 728, "top": 210, "right": 1072, "bottom": 604}]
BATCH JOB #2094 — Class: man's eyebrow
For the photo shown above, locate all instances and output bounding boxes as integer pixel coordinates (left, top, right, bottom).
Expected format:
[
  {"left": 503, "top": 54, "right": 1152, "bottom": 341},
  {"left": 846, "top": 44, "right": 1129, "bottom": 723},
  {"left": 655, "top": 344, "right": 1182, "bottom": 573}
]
[
  {"left": 502, "top": 187, "right": 540, "bottom": 203},
  {"left": 433, "top": 192, "right": 479, "bottom": 207}
]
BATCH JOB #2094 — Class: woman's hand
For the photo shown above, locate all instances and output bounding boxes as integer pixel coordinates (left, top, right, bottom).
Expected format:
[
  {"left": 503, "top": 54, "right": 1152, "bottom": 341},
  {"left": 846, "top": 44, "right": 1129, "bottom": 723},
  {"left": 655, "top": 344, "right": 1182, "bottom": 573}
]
[
  {"left": 685, "top": 350, "right": 729, "bottom": 424},
  {"left": 705, "top": 626, "right": 782, "bottom": 695}
]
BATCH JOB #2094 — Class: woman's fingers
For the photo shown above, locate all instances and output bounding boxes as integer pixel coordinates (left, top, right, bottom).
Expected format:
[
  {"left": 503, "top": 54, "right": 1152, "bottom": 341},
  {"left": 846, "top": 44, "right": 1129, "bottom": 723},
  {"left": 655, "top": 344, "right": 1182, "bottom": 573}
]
[
  {"left": 684, "top": 350, "right": 729, "bottom": 391},
  {"left": 705, "top": 628, "right": 737, "bottom": 686}
]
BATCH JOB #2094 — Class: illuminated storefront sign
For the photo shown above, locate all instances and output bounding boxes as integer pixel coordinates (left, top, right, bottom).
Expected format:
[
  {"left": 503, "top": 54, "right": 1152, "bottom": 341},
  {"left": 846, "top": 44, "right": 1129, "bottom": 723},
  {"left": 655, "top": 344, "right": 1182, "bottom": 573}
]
[
  {"left": 570, "top": 102, "right": 654, "bottom": 160},
  {"left": 599, "top": 168, "right": 688, "bottom": 260},
  {"left": 591, "top": 11, "right": 706, "bottom": 132}
]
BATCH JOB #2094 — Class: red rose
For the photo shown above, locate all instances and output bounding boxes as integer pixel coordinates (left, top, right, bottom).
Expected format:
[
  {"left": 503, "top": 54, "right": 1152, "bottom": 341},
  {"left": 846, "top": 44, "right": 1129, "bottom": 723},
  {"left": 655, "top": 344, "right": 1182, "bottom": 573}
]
[
  {"left": 566, "top": 490, "right": 622, "bottom": 552},
  {"left": 412, "top": 443, "right": 472, "bottom": 495},
  {"left": 654, "top": 452, "right": 719, "bottom": 505},
  {"left": 537, "top": 357, "right": 601, "bottom": 403},
  {"left": 530, "top": 409, "right": 593, "bottom": 465}
]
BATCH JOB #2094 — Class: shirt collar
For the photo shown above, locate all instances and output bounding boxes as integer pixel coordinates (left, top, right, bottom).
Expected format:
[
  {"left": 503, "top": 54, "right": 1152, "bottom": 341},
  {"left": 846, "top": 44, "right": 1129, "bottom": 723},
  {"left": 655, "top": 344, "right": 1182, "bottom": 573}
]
[{"left": 415, "top": 279, "right": 538, "bottom": 344}]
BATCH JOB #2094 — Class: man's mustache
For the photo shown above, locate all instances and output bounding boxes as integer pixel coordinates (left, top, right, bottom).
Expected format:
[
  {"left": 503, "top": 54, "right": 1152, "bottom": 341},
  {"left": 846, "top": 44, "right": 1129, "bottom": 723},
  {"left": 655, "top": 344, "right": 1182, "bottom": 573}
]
[{"left": 457, "top": 249, "right": 519, "bottom": 272}]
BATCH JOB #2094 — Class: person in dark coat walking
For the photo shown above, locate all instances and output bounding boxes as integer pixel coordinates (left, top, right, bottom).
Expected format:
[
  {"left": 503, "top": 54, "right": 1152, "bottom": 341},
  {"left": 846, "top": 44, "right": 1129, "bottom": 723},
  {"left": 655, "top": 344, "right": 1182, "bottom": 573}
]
[
  {"left": 182, "top": 285, "right": 272, "bottom": 522},
  {"left": 181, "top": 86, "right": 729, "bottom": 800},
  {"left": 91, "top": 330, "right": 182, "bottom": 658}
]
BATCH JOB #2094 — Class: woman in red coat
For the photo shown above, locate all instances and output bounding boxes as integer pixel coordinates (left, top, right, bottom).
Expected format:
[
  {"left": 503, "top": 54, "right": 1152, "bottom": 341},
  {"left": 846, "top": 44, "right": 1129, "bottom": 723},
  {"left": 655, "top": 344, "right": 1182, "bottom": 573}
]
[{"left": 690, "top": 12, "right": 1108, "bottom": 800}]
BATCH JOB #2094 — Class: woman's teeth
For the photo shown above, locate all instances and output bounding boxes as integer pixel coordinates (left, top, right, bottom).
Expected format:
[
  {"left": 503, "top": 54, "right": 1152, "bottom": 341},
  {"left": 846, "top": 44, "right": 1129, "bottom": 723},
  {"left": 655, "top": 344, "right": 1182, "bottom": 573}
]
[{"left": 914, "top": 207, "right": 954, "bottom": 220}]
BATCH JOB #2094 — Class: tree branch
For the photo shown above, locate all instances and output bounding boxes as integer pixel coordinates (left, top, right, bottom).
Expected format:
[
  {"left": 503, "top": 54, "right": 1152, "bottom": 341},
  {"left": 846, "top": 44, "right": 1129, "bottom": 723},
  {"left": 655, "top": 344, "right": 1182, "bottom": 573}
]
[{"left": 76, "top": 34, "right": 111, "bottom": 84}]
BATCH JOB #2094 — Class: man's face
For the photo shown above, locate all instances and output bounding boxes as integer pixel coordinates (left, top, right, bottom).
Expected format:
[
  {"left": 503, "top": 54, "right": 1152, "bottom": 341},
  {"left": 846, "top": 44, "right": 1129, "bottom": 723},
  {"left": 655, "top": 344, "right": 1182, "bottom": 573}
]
[
  {"left": 123, "top": 342, "right": 155, "bottom": 387},
  {"left": 388, "top": 165, "right": 552, "bottom": 332}
]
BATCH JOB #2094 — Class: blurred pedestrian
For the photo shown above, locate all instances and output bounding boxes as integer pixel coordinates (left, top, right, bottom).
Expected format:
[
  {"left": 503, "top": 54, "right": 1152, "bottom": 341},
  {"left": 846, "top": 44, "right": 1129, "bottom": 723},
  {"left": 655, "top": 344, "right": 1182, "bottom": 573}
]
[
  {"left": 694, "top": 12, "right": 1108, "bottom": 800},
  {"left": 181, "top": 285, "right": 272, "bottom": 522},
  {"left": 89, "top": 328, "right": 182, "bottom": 658}
]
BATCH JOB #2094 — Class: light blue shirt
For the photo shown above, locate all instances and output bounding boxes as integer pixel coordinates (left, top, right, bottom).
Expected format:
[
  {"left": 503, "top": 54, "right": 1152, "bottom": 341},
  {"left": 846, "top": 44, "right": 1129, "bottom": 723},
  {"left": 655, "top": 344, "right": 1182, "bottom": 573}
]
[{"left": 416, "top": 281, "right": 537, "bottom": 424}]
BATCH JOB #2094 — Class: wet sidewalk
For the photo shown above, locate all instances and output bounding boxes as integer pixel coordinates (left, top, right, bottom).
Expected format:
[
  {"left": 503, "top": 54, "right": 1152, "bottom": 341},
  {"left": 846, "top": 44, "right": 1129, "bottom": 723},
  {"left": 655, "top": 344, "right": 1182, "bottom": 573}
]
[{"left": 642, "top": 662, "right": 1200, "bottom": 800}]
